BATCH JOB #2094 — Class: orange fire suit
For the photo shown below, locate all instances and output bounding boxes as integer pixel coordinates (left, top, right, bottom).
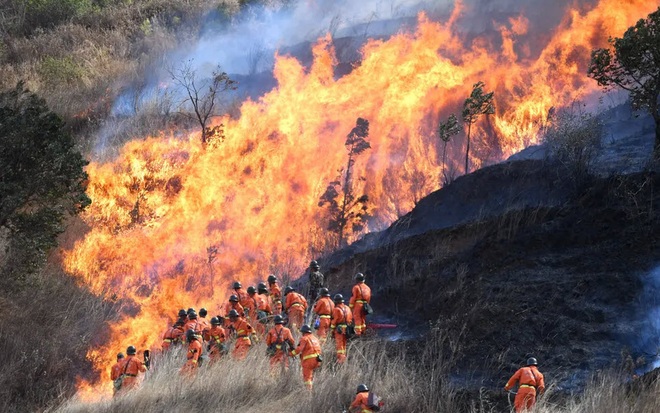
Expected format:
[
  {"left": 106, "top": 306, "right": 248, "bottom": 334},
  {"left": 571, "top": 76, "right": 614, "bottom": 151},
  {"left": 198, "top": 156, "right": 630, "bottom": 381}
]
[
  {"left": 331, "top": 303, "right": 353, "bottom": 363},
  {"left": 285, "top": 292, "right": 308, "bottom": 329},
  {"left": 269, "top": 281, "right": 283, "bottom": 315},
  {"left": 251, "top": 293, "right": 272, "bottom": 335},
  {"left": 313, "top": 296, "right": 335, "bottom": 343},
  {"left": 505, "top": 366, "right": 545, "bottom": 412},
  {"left": 223, "top": 302, "right": 245, "bottom": 327},
  {"left": 184, "top": 319, "right": 205, "bottom": 337},
  {"left": 290, "top": 332, "right": 322, "bottom": 389},
  {"left": 161, "top": 325, "right": 184, "bottom": 351},
  {"left": 349, "top": 282, "right": 371, "bottom": 336},
  {"left": 181, "top": 338, "right": 203, "bottom": 375},
  {"left": 198, "top": 316, "right": 212, "bottom": 336},
  {"left": 116, "top": 355, "right": 146, "bottom": 393},
  {"left": 350, "top": 392, "right": 374, "bottom": 412},
  {"left": 230, "top": 317, "right": 255, "bottom": 359},
  {"left": 204, "top": 325, "right": 227, "bottom": 361},
  {"left": 234, "top": 287, "right": 250, "bottom": 308},
  {"left": 266, "top": 324, "right": 295, "bottom": 369}
]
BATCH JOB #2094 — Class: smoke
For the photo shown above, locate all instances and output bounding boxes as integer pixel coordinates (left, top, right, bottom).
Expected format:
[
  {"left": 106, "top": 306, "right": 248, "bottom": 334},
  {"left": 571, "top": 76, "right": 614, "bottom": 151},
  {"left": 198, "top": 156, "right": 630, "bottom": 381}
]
[{"left": 636, "top": 264, "right": 660, "bottom": 371}]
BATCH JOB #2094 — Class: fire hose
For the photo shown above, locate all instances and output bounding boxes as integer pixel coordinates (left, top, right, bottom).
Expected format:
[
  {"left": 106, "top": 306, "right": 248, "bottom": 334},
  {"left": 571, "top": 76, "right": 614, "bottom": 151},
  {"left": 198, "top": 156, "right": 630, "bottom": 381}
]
[{"left": 366, "top": 323, "right": 397, "bottom": 329}]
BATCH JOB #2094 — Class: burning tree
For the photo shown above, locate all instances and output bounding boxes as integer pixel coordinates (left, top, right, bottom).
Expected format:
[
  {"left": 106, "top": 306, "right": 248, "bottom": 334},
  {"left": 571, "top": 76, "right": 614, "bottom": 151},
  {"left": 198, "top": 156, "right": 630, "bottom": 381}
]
[
  {"left": 318, "top": 118, "right": 371, "bottom": 248},
  {"left": 437, "top": 113, "right": 461, "bottom": 184},
  {"left": 169, "top": 60, "right": 237, "bottom": 145},
  {"left": 462, "top": 81, "right": 495, "bottom": 175},
  {"left": 588, "top": 6, "right": 660, "bottom": 156}
]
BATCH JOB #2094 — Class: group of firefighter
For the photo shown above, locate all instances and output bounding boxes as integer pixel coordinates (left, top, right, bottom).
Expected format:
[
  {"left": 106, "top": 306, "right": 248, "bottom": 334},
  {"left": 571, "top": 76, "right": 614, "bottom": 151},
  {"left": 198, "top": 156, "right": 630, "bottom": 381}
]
[
  {"left": 111, "top": 261, "right": 383, "bottom": 412},
  {"left": 110, "top": 259, "right": 546, "bottom": 412}
]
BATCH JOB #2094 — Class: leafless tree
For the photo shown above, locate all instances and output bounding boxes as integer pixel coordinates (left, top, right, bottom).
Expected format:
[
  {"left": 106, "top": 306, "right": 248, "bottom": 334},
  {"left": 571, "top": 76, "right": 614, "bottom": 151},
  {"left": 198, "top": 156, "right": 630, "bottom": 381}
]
[{"left": 169, "top": 59, "right": 237, "bottom": 145}]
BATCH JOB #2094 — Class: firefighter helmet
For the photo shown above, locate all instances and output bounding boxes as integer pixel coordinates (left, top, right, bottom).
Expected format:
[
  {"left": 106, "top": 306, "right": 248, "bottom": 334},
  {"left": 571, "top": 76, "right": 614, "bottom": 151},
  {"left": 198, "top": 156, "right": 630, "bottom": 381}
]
[
  {"left": 186, "top": 329, "right": 196, "bottom": 341},
  {"left": 117, "top": 352, "right": 125, "bottom": 360},
  {"left": 320, "top": 287, "right": 330, "bottom": 297},
  {"left": 310, "top": 260, "right": 320, "bottom": 269},
  {"left": 274, "top": 315, "right": 284, "bottom": 324},
  {"left": 527, "top": 357, "right": 538, "bottom": 366},
  {"left": 188, "top": 311, "right": 197, "bottom": 319},
  {"left": 257, "top": 282, "right": 267, "bottom": 290},
  {"left": 247, "top": 286, "right": 256, "bottom": 295},
  {"left": 187, "top": 307, "right": 195, "bottom": 314},
  {"left": 267, "top": 274, "right": 277, "bottom": 283},
  {"left": 229, "top": 294, "right": 239, "bottom": 303},
  {"left": 284, "top": 286, "right": 295, "bottom": 295},
  {"left": 126, "top": 346, "right": 137, "bottom": 355},
  {"left": 178, "top": 309, "right": 187, "bottom": 318},
  {"left": 211, "top": 317, "right": 220, "bottom": 325},
  {"left": 300, "top": 324, "right": 312, "bottom": 333},
  {"left": 333, "top": 293, "right": 344, "bottom": 303},
  {"left": 228, "top": 309, "right": 240, "bottom": 318},
  {"left": 355, "top": 273, "right": 365, "bottom": 282},
  {"left": 199, "top": 308, "right": 207, "bottom": 317},
  {"left": 232, "top": 281, "right": 242, "bottom": 289},
  {"left": 356, "top": 384, "right": 369, "bottom": 393}
]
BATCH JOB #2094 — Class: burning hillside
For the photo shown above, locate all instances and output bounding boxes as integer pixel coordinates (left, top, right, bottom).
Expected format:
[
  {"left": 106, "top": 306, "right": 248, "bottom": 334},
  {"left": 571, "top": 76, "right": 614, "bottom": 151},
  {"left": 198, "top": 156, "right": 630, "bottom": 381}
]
[{"left": 63, "top": 0, "right": 659, "bottom": 399}]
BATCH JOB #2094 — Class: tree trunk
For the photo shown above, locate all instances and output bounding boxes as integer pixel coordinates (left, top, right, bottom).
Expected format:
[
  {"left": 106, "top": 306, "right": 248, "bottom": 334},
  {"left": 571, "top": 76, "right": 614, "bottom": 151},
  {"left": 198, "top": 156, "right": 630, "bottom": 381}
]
[
  {"left": 464, "top": 123, "right": 472, "bottom": 175},
  {"left": 441, "top": 141, "right": 447, "bottom": 184}
]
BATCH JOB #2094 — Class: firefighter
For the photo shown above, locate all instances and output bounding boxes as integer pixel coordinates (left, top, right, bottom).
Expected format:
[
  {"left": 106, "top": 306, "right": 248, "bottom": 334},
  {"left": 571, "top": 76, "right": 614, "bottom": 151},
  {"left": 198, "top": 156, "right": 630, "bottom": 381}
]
[
  {"left": 198, "top": 307, "right": 212, "bottom": 335},
  {"left": 205, "top": 317, "right": 227, "bottom": 362},
  {"left": 268, "top": 274, "right": 283, "bottom": 315},
  {"left": 308, "top": 260, "right": 325, "bottom": 302},
  {"left": 504, "top": 357, "right": 546, "bottom": 412},
  {"left": 244, "top": 286, "right": 258, "bottom": 323},
  {"left": 254, "top": 283, "right": 273, "bottom": 335},
  {"left": 227, "top": 309, "right": 257, "bottom": 360},
  {"left": 349, "top": 384, "right": 381, "bottom": 412},
  {"left": 223, "top": 295, "right": 245, "bottom": 326},
  {"left": 312, "top": 287, "right": 334, "bottom": 343},
  {"left": 181, "top": 329, "right": 203, "bottom": 375},
  {"left": 161, "top": 320, "right": 185, "bottom": 351},
  {"left": 232, "top": 281, "right": 250, "bottom": 308},
  {"left": 265, "top": 315, "right": 295, "bottom": 371},
  {"left": 115, "top": 345, "right": 147, "bottom": 393},
  {"left": 177, "top": 309, "right": 188, "bottom": 324},
  {"left": 349, "top": 273, "right": 371, "bottom": 336},
  {"left": 284, "top": 286, "right": 307, "bottom": 329},
  {"left": 330, "top": 293, "right": 353, "bottom": 364},
  {"left": 110, "top": 353, "right": 124, "bottom": 396},
  {"left": 184, "top": 311, "right": 204, "bottom": 337},
  {"left": 289, "top": 324, "right": 322, "bottom": 390}
]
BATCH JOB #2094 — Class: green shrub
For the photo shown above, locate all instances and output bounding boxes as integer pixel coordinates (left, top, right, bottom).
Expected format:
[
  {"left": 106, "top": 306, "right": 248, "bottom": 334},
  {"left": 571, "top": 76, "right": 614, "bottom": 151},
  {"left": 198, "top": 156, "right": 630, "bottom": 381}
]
[{"left": 38, "top": 56, "right": 86, "bottom": 87}]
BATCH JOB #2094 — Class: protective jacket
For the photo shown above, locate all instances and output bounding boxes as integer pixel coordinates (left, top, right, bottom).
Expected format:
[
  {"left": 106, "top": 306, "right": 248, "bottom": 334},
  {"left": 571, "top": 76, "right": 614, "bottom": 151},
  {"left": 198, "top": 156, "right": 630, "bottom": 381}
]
[
  {"left": 230, "top": 317, "right": 255, "bottom": 359},
  {"left": 205, "top": 325, "right": 227, "bottom": 360},
  {"left": 162, "top": 325, "right": 184, "bottom": 350},
  {"left": 331, "top": 303, "right": 353, "bottom": 363},
  {"left": 313, "top": 296, "right": 335, "bottom": 341},
  {"left": 290, "top": 332, "right": 322, "bottom": 389},
  {"left": 117, "top": 355, "right": 146, "bottom": 391},
  {"left": 181, "top": 338, "right": 203, "bottom": 374},
  {"left": 505, "top": 365, "right": 545, "bottom": 413},
  {"left": 350, "top": 392, "right": 373, "bottom": 413},
  {"left": 269, "top": 282, "right": 283, "bottom": 314},
  {"left": 349, "top": 282, "right": 371, "bottom": 336},
  {"left": 266, "top": 324, "right": 295, "bottom": 367},
  {"left": 285, "top": 292, "right": 308, "bottom": 328}
]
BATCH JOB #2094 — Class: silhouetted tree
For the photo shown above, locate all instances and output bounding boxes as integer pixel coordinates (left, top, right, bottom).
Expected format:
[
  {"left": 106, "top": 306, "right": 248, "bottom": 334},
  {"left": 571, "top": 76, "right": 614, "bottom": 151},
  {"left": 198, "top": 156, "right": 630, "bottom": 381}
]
[
  {"left": 169, "top": 60, "right": 237, "bottom": 146},
  {"left": 437, "top": 113, "right": 461, "bottom": 184},
  {"left": 318, "top": 118, "right": 371, "bottom": 248},
  {"left": 588, "top": 6, "right": 660, "bottom": 155},
  {"left": 462, "top": 81, "right": 495, "bottom": 174}
]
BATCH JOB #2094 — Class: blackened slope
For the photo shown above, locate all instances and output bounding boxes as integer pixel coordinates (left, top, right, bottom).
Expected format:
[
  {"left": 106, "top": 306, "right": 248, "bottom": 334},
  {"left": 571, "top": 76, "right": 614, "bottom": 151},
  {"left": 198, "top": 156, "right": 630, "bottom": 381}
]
[{"left": 329, "top": 165, "right": 659, "bottom": 394}]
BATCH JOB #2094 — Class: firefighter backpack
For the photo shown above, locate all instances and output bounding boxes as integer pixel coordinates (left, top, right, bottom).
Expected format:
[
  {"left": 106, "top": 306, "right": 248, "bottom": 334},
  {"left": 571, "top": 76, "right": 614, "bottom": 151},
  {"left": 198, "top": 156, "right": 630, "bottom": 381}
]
[{"left": 367, "top": 392, "right": 382, "bottom": 411}]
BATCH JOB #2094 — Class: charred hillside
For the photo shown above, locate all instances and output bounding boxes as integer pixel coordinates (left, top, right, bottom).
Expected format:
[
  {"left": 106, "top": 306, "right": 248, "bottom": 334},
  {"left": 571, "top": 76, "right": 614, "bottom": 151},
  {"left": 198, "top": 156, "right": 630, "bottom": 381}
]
[{"left": 325, "top": 158, "right": 659, "bottom": 392}]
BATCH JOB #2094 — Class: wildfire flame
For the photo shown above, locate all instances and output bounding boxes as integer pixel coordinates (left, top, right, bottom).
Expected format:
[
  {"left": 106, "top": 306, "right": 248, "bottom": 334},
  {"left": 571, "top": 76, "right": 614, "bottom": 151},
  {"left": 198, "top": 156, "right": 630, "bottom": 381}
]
[{"left": 64, "top": 0, "right": 658, "bottom": 399}]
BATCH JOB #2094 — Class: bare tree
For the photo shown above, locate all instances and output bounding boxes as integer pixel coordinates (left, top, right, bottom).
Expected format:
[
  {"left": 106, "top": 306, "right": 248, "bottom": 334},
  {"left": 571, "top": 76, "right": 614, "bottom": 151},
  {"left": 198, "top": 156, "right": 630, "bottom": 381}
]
[
  {"left": 462, "top": 81, "right": 495, "bottom": 174},
  {"left": 169, "top": 59, "right": 237, "bottom": 145},
  {"left": 318, "top": 118, "right": 371, "bottom": 248}
]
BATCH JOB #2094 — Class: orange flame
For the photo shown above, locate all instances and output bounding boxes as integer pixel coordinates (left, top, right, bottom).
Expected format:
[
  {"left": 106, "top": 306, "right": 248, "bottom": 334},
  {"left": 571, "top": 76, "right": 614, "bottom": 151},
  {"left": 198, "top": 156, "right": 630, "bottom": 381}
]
[{"left": 63, "top": 0, "right": 658, "bottom": 399}]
